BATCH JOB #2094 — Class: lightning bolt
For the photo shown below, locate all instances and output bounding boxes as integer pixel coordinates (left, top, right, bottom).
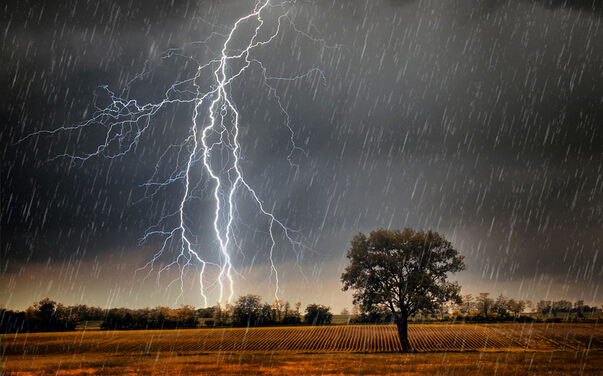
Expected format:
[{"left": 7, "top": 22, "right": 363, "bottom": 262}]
[{"left": 18, "top": 0, "right": 337, "bottom": 307}]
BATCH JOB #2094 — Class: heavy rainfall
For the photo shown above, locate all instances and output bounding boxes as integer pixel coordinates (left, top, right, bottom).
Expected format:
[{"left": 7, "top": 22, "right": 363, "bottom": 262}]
[{"left": 2, "top": 0, "right": 602, "bottom": 317}]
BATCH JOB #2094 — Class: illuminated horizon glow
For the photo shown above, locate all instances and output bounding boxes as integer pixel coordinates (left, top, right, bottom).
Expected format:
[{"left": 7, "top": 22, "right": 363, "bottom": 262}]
[{"left": 17, "top": 0, "right": 336, "bottom": 307}]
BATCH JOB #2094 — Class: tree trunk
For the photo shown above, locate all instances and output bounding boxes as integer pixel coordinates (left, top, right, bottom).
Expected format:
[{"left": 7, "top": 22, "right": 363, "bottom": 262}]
[{"left": 394, "top": 315, "right": 411, "bottom": 352}]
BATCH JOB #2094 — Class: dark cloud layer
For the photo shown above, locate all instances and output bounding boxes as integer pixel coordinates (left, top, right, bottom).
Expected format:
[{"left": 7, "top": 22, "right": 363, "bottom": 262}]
[{"left": 2, "top": 0, "right": 602, "bottom": 309}]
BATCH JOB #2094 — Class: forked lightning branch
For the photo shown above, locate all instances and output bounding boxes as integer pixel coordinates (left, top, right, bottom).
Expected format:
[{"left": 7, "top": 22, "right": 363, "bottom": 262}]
[{"left": 19, "top": 0, "right": 334, "bottom": 307}]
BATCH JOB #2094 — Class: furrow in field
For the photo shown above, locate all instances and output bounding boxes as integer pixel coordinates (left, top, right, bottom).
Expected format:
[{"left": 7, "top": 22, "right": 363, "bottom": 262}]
[
  {"left": 288, "top": 327, "right": 312, "bottom": 351},
  {"left": 434, "top": 326, "right": 452, "bottom": 349},
  {"left": 281, "top": 327, "right": 303, "bottom": 351},
  {"left": 454, "top": 327, "right": 474, "bottom": 350},
  {"left": 321, "top": 326, "right": 335, "bottom": 351},
  {"left": 443, "top": 326, "right": 462, "bottom": 349},
  {"left": 312, "top": 326, "right": 331, "bottom": 351},
  {"left": 451, "top": 327, "right": 467, "bottom": 350},
  {"left": 352, "top": 326, "right": 362, "bottom": 351},
  {"left": 465, "top": 326, "right": 486, "bottom": 350},
  {"left": 484, "top": 326, "right": 516, "bottom": 348},
  {"left": 376, "top": 326, "right": 385, "bottom": 352},
  {"left": 311, "top": 327, "right": 327, "bottom": 351},
  {"left": 340, "top": 326, "right": 354, "bottom": 351},
  {"left": 379, "top": 326, "right": 389, "bottom": 351},
  {"left": 386, "top": 326, "right": 399, "bottom": 351},
  {"left": 361, "top": 326, "right": 372, "bottom": 352},
  {"left": 276, "top": 327, "right": 296, "bottom": 349},
  {"left": 244, "top": 328, "right": 270, "bottom": 351},
  {"left": 385, "top": 325, "right": 396, "bottom": 351},
  {"left": 358, "top": 327, "right": 367, "bottom": 351},
  {"left": 427, "top": 326, "right": 445, "bottom": 350},
  {"left": 350, "top": 326, "right": 360, "bottom": 352},
  {"left": 4, "top": 323, "right": 602, "bottom": 355},
  {"left": 323, "top": 326, "right": 337, "bottom": 351},
  {"left": 425, "top": 326, "right": 442, "bottom": 351},
  {"left": 265, "top": 327, "right": 286, "bottom": 351},
  {"left": 458, "top": 327, "right": 480, "bottom": 350},
  {"left": 349, "top": 326, "right": 359, "bottom": 351},
  {"left": 330, "top": 325, "right": 346, "bottom": 351},
  {"left": 408, "top": 326, "right": 425, "bottom": 351},
  {"left": 262, "top": 327, "right": 290, "bottom": 351}
]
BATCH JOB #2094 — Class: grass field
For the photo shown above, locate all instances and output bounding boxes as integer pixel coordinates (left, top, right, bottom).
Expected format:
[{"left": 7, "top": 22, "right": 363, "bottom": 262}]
[
  {"left": 2, "top": 323, "right": 602, "bottom": 375},
  {"left": 74, "top": 321, "right": 103, "bottom": 331},
  {"left": 2, "top": 351, "right": 603, "bottom": 375}
]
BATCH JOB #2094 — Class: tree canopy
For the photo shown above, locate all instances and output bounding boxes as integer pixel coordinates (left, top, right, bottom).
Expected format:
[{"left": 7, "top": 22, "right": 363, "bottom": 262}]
[
  {"left": 341, "top": 228, "right": 465, "bottom": 351},
  {"left": 304, "top": 304, "right": 333, "bottom": 325}
]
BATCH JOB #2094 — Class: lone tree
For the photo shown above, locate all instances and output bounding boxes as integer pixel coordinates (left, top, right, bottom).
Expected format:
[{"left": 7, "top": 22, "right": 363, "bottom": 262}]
[{"left": 341, "top": 229, "right": 465, "bottom": 352}]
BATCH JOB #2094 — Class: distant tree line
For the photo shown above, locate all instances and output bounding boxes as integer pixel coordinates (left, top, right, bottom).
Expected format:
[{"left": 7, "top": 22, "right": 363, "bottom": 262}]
[
  {"left": 102, "top": 305, "right": 199, "bottom": 330},
  {"left": 1, "top": 295, "right": 333, "bottom": 333},
  {"left": 452, "top": 294, "right": 600, "bottom": 322},
  {"left": 206, "top": 295, "right": 332, "bottom": 327},
  {"left": 534, "top": 299, "right": 597, "bottom": 320},
  {"left": 0, "top": 298, "right": 84, "bottom": 333},
  {"left": 5, "top": 294, "right": 597, "bottom": 333},
  {"left": 452, "top": 293, "right": 533, "bottom": 321},
  {"left": 347, "top": 292, "right": 601, "bottom": 324}
]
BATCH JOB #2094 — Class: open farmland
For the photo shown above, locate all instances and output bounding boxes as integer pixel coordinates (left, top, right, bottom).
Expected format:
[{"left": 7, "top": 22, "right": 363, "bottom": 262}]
[
  {"left": 3, "top": 324, "right": 603, "bottom": 375},
  {"left": 2, "top": 323, "right": 602, "bottom": 356}
]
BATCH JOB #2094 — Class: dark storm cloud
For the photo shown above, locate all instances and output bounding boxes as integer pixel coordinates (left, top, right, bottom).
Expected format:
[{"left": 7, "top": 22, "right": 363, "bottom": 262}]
[
  {"left": 390, "top": 0, "right": 603, "bottom": 13},
  {"left": 275, "top": 0, "right": 603, "bottom": 286},
  {"left": 1, "top": 0, "right": 205, "bottom": 272},
  {"left": 2, "top": 0, "right": 602, "bottom": 308},
  {"left": 528, "top": 0, "right": 602, "bottom": 13}
]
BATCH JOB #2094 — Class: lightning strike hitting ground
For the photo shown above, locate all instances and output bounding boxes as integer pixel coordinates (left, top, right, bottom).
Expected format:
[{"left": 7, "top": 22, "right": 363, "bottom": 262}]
[{"left": 18, "top": 0, "right": 334, "bottom": 307}]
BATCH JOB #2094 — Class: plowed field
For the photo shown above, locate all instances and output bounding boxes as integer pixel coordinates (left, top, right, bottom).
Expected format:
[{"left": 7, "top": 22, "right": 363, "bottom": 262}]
[{"left": 2, "top": 323, "right": 602, "bottom": 355}]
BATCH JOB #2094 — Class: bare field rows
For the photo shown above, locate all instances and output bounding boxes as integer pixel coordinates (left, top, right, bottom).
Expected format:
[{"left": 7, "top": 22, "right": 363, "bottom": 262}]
[{"left": 2, "top": 323, "right": 602, "bottom": 356}]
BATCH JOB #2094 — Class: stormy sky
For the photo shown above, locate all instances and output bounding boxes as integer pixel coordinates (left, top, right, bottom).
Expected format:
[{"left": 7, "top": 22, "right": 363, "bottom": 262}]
[{"left": 2, "top": 0, "right": 602, "bottom": 311}]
